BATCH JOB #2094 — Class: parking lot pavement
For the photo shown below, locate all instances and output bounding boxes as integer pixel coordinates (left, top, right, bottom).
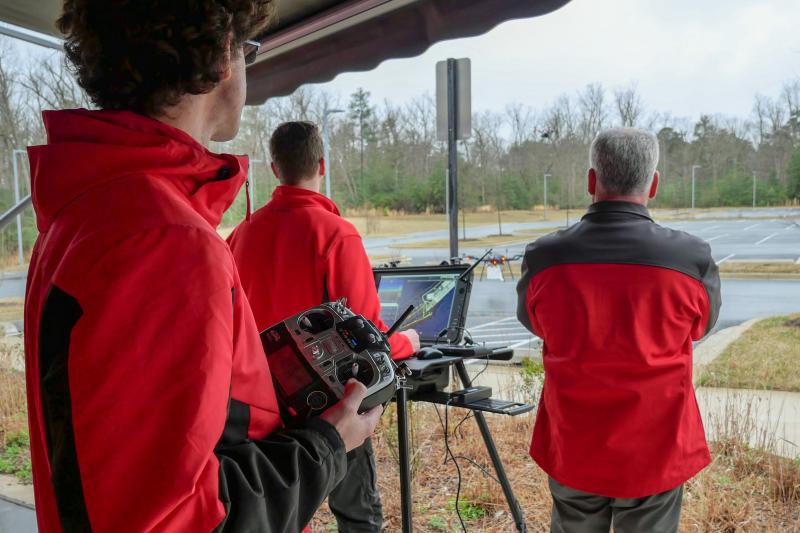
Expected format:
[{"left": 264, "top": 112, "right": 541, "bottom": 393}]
[
  {"left": 465, "top": 316, "right": 540, "bottom": 351},
  {"left": 371, "top": 212, "right": 800, "bottom": 266},
  {"left": 664, "top": 218, "right": 800, "bottom": 262}
]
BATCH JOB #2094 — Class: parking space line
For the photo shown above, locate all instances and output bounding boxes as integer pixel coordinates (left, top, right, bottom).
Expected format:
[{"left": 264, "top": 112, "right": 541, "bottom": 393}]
[
  {"left": 705, "top": 234, "right": 728, "bottom": 242},
  {"left": 469, "top": 316, "right": 518, "bottom": 330},
  {"left": 468, "top": 327, "right": 523, "bottom": 333},
  {"left": 755, "top": 233, "right": 779, "bottom": 245},
  {"left": 743, "top": 222, "right": 761, "bottom": 231},
  {"left": 508, "top": 338, "right": 539, "bottom": 349},
  {"left": 717, "top": 254, "right": 735, "bottom": 264},
  {"left": 472, "top": 332, "right": 532, "bottom": 339}
]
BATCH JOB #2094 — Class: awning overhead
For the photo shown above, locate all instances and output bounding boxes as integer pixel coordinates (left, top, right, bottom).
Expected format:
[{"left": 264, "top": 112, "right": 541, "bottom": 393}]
[
  {"left": 247, "top": 0, "right": 572, "bottom": 104},
  {"left": 0, "top": 0, "right": 573, "bottom": 104}
]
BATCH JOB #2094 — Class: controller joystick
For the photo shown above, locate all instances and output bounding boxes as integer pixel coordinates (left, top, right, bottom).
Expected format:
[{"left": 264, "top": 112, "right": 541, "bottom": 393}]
[{"left": 336, "top": 356, "right": 376, "bottom": 387}]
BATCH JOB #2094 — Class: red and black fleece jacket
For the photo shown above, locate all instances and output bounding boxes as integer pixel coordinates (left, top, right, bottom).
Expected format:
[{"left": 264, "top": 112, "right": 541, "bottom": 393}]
[
  {"left": 227, "top": 185, "right": 413, "bottom": 360},
  {"left": 516, "top": 201, "right": 721, "bottom": 498},
  {"left": 25, "top": 109, "right": 346, "bottom": 533}
]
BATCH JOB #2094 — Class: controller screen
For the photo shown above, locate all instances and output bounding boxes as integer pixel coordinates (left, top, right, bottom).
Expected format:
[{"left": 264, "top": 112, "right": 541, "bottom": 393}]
[{"left": 269, "top": 344, "right": 313, "bottom": 396}]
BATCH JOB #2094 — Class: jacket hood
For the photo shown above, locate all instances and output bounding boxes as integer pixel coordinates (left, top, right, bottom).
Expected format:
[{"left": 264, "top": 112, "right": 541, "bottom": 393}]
[{"left": 27, "top": 109, "right": 248, "bottom": 232}]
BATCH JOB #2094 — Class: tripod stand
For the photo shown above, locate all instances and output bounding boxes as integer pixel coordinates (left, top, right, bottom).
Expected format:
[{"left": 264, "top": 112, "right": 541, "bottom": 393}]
[{"left": 395, "top": 356, "right": 533, "bottom": 532}]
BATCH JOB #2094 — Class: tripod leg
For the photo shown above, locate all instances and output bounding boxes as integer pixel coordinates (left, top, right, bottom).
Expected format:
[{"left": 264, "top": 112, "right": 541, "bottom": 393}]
[
  {"left": 396, "top": 386, "right": 414, "bottom": 533},
  {"left": 454, "top": 361, "right": 527, "bottom": 532}
]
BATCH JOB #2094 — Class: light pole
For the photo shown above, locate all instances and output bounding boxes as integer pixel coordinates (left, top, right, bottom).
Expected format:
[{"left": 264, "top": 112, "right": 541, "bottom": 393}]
[
  {"left": 247, "top": 158, "right": 263, "bottom": 213},
  {"left": 12, "top": 149, "right": 26, "bottom": 266},
  {"left": 322, "top": 108, "right": 344, "bottom": 198},
  {"left": 543, "top": 173, "right": 552, "bottom": 220},
  {"left": 752, "top": 171, "right": 757, "bottom": 208},
  {"left": 691, "top": 165, "right": 701, "bottom": 209}
]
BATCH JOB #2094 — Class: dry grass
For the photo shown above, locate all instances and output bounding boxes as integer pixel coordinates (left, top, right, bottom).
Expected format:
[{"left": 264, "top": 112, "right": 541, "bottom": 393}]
[
  {"left": 0, "top": 338, "right": 29, "bottom": 483},
  {"left": 700, "top": 314, "right": 800, "bottom": 392},
  {"left": 0, "top": 297, "right": 24, "bottom": 323},
  {"left": 718, "top": 262, "right": 800, "bottom": 279},
  {"left": 391, "top": 231, "right": 545, "bottom": 251},
  {"left": 308, "top": 401, "right": 800, "bottom": 532}
]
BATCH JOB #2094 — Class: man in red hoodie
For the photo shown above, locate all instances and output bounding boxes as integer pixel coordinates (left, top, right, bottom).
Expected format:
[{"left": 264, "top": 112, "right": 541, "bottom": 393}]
[
  {"left": 24, "top": 1, "right": 381, "bottom": 532},
  {"left": 228, "top": 121, "right": 420, "bottom": 532}
]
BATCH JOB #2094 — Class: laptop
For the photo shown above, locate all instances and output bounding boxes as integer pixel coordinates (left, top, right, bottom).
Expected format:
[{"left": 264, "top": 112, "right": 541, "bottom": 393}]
[{"left": 373, "top": 264, "right": 472, "bottom": 347}]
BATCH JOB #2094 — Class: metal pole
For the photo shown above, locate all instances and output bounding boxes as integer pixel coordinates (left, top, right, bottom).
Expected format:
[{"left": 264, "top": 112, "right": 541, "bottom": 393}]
[
  {"left": 323, "top": 112, "right": 331, "bottom": 198},
  {"left": 447, "top": 59, "right": 459, "bottom": 261},
  {"left": 752, "top": 171, "right": 757, "bottom": 208},
  {"left": 12, "top": 150, "right": 26, "bottom": 266},
  {"left": 396, "top": 386, "right": 413, "bottom": 533},
  {"left": 454, "top": 361, "right": 527, "bottom": 532},
  {"left": 322, "top": 109, "right": 343, "bottom": 199},
  {"left": 543, "top": 173, "right": 551, "bottom": 220},
  {"left": 691, "top": 165, "right": 700, "bottom": 210}
]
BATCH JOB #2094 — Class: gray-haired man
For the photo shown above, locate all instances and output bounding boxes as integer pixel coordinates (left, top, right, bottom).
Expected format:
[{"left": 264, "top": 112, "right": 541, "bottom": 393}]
[{"left": 517, "top": 128, "right": 720, "bottom": 532}]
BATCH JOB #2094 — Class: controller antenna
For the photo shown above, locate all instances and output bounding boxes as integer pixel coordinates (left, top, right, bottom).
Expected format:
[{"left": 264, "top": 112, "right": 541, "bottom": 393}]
[
  {"left": 459, "top": 248, "right": 493, "bottom": 282},
  {"left": 386, "top": 305, "right": 414, "bottom": 338}
]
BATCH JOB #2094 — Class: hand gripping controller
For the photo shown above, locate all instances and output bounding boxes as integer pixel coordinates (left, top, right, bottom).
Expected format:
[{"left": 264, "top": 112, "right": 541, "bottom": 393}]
[{"left": 260, "top": 300, "right": 409, "bottom": 420}]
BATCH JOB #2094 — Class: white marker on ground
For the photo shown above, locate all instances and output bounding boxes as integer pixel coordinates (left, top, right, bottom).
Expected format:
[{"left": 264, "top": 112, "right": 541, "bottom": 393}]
[
  {"left": 717, "top": 254, "right": 736, "bottom": 264},
  {"left": 755, "top": 233, "right": 780, "bottom": 245},
  {"left": 743, "top": 222, "right": 761, "bottom": 231},
  {"left": 706, "top": 234, "right": 728, "bottom": 242}
]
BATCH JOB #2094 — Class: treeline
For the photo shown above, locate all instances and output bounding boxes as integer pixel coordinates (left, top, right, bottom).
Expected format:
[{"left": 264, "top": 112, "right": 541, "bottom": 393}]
[
  {"left": 1, "top": 36, "right": 800, "bottom": 258},
  {"left": 218, "top": 82, "right": 800, "bottom": 226}
]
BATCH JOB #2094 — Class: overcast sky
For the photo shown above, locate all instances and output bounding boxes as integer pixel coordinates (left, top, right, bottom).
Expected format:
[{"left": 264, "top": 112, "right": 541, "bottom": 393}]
[
  {"left": 7, "top": 0, "right": 800, "bottom": 124},
  {"left": 314, "top": 0, "right": 800, "bottom": 122}
]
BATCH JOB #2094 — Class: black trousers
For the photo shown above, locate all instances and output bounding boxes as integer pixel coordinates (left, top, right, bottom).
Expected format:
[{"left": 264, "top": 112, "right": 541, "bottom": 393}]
[
  {"left": 549, "top": 478, "right": 683, "bottom": 533},
  {"left": 327, "top": 438, "right": 383, "bottom": 533}
]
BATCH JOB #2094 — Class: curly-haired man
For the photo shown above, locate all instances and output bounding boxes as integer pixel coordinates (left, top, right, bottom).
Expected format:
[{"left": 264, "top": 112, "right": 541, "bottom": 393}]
[{"left": 24, "top": 2, "right": 380, "bottom": 532}]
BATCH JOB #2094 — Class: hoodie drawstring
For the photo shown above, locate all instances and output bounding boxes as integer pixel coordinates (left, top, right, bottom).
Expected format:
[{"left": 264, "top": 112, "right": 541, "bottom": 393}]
[{"left": 245, "top": 178, "right": 252, "bottom": 222}]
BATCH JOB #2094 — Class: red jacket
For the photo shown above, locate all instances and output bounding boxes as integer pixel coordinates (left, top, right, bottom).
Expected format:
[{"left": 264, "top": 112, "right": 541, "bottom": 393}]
[
  {"left": 517, "top": 201, "right": 721, "bottom": 498},
  {"left": 227, "top": 185, "right": 412, "bottom": 360},
  {"left": 25, "top": 109, "right": 345, "bottom": 532}
]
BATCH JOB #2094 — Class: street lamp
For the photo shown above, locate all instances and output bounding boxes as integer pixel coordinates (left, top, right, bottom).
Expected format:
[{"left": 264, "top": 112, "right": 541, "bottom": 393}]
[
  {"left": 322, "top": 108, "right": 344, "bottom": 198},
  {"left": 12, "top": 149, "right": 26, "bottom": 266},
  {"left": 543, "top": 173, "right": 552, "bottom": 220},
  {"left": 691, "top": 165, "right": 701, "bottom": 209},
  {"left": 752, "top": 171, "right": 757, "bottom": 209},
  {"left": 248, "top": 158, "right": 263, "bottom": 213}
]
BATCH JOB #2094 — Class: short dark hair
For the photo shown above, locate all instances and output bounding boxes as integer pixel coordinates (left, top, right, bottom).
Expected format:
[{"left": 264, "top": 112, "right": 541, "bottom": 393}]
[
  {"left": 57, "top": 0, "right": 275, "bottom": 116},
  {"left": 269, "top": 122, "right": 324, "bottom": 184}
]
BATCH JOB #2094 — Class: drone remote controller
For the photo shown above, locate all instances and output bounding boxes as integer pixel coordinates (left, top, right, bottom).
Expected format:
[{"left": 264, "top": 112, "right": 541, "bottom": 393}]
[{"left": 260, "top": 300, "right": 401, "bottom": 420}]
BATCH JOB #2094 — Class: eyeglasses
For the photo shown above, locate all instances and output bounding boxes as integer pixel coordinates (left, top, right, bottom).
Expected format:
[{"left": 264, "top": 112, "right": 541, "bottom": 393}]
[{"left": 243, "top": 39, "right": 260, "bottom": 66}]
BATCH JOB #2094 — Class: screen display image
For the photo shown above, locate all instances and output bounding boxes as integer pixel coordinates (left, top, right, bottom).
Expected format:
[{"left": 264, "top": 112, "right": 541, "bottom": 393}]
[
  {"left": 377, "top": 272, "right": 460, "bottom": 341},
  {"left": 268, "top": 344, "right": 313, "bottom": 397}
]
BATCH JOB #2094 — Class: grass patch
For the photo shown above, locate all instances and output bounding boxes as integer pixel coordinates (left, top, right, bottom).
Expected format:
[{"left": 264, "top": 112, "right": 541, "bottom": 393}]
[
  {"left": 720, "top": 262, "right": 800, "bottom": 277},
  {"left": 0, "top": 429, "right": 32, "bottom": 483},
  {"left": 0, "top": 297, "right": 24, "bottom": 323},
  {"left": 700, "top": 314, "right": 800, "bottom": 392},
  {"left": 0, "top": 338, "right": 30, "bottom": 484},
  {"left": 391, "top": 231, "right": 544, "bottom": 250}
]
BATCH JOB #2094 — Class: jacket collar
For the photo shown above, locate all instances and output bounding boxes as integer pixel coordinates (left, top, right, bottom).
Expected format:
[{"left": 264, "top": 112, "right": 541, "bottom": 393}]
[
  {"left": 583, "top": 201, "right": 653, "bottom": 222},
  {"left": 267, "top": 185, "right": 340, "bottom": 216}
]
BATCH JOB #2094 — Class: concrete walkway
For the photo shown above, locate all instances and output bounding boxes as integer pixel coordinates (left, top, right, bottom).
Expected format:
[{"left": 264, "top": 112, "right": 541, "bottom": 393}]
[{"left": 0, "top": 475, "right": 35, "bottom": 533}]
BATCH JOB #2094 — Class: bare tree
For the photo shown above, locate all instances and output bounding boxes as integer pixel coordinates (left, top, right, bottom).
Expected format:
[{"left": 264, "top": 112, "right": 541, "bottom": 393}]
[
  {"left": 613, "top": 84, "right": 644, "bottom": 127},
  {"left": 577, "top": 83, "right": 607, "bottom": 142}
]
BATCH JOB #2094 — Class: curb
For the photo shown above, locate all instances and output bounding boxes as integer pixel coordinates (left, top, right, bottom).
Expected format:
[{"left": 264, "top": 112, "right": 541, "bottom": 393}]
[
  {"left": 0, "top": 474, "right": 34, "bottom": 509},
  {"left": 692, "top": 318, "right": 761, "bottom": 386}
]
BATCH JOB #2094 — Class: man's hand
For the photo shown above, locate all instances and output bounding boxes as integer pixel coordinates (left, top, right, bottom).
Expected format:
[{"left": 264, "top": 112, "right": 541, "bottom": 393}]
[
  {"left": 401, "top": 329, "right": 421, "bottom": 353},
  {"left": 320, "top": 379, "right": 382, "bottom": 452}
]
